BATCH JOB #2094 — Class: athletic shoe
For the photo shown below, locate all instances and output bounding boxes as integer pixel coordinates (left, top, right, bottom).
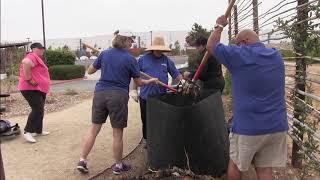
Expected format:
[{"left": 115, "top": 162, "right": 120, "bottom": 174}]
[
  {"left": 32, "top": 131, "right": 50, "bottom": 137},
  {"left": 23, "top": 133, "right": 36, "bottom": 143},
  {"left": 77, "top": 160, "right": 89, "bottom": 173},
  {"left": 112, "top": 163, "right": 131, "bottom": 175}
]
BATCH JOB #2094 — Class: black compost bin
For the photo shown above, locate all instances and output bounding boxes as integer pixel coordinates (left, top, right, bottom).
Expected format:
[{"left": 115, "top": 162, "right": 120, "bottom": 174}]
[{"left": 147, "top": 92, "right": 229, "bottom": 177}]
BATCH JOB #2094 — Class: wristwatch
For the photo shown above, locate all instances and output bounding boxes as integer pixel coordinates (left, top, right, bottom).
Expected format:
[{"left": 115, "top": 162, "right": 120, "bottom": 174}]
[{"left": 214, "top": 24, "right": 224, "bottom": 29}]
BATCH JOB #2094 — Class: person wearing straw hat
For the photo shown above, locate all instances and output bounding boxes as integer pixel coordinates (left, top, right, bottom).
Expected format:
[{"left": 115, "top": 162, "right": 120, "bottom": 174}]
[
  {"left": 77, "top": 30, "right": 158, "bottom": 175},
  {"left": 130, "top": 36, "right": 183, "bottom": 147}
]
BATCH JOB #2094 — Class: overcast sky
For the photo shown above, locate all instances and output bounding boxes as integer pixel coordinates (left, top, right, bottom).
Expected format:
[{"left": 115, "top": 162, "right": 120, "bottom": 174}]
[{"left": 1, "top": 0, "right": 293, "bottom": 42}]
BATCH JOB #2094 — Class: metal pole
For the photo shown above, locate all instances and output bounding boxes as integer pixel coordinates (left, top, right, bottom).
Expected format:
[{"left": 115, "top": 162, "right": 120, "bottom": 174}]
[
  {"left": 138, "top": 36, "right": 141, "bottom": 48},
  {"left": 41, "top": 0, "right": 46, "bottom": 49},
  {"left": 150, "top": 31, "right": 153, "bottom": 45},
  {"left": 26, "top": 38, "right": 30, "bottom": 51},
  {"left": 252, "top": 0, "right": 259, "bottom": 34}
]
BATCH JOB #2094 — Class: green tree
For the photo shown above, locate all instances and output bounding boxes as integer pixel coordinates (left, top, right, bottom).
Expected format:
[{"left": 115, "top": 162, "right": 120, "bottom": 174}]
[
  {"left": 186, "top": 23, "right": 211, "bottom": 72},
  {"left": 172, "top": 40, "right": 181, "bottom": 55},
  {"left": 62, "top": 44, "right": 70, "bottom": 50},
  {"left": 186, "top": 23, "right": 211, "bottom": 46}
]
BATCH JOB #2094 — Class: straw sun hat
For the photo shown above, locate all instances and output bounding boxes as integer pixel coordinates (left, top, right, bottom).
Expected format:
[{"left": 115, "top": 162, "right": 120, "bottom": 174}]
[{"left": 146, "top": 36, "right": 171, "bottom": 52}]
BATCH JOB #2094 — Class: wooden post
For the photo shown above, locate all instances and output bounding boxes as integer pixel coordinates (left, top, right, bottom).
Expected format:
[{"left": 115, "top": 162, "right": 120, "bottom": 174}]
[
  {"left": 228, "top": 0, "right": 232, "bottom": 44},
  {"left": 252, "top": 0, "right": 259, "bottom": 34},
  {"left": 233, "top": 5, "right": 239, "bottom": 35},
  {"left": 0, "top": 143, "right": 5, "bottom": 180},
  {"left": 138, "top": 36, "right": 141, "bottom": 48},
  {"left": 292, "top": 0, "right": 309, "bottom": 168}
]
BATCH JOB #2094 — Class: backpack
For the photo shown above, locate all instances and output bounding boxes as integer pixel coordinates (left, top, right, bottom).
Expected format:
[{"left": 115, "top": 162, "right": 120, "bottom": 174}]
[{"left": 0, "top": 120, "right": 20, "bottom": 137}]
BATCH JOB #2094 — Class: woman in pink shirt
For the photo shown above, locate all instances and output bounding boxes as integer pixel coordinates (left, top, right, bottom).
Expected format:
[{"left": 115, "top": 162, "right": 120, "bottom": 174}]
[{"left": 18, "top": 42, "right": 50, "bottom": 143}]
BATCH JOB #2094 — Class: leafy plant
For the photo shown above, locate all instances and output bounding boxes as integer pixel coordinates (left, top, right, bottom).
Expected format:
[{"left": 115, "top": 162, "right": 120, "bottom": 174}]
[
  {"left": 49, "top": 65, "right": 85, "bottom": 80},
  {"left": 186, "top": 23, "right": 211, "bottom": 46},
  {"left": 277, "top": 5, "right": 320, "bottom": 176},
  {"left": 45, "top": 49, "right": 76, "bottom": 67}
]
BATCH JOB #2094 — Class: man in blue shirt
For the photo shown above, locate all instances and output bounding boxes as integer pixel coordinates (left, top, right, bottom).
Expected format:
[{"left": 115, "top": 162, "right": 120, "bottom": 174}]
[
  {"left": 207, "top": 16, "right": 288, "bottom": 180},
  {"left": 130, "top": 36, "right": 182, "bottom": 146}
]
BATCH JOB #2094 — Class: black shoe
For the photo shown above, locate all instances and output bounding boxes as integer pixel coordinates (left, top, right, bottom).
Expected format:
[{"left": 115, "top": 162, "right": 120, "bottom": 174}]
[{"left": 77, "top": 160, "right": 89, "bottom": 173}]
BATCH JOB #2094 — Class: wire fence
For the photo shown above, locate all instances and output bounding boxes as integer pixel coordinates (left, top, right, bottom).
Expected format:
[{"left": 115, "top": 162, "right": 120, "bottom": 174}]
[{"left": 227, "top": 0, "right": 320, "bottom": 171}]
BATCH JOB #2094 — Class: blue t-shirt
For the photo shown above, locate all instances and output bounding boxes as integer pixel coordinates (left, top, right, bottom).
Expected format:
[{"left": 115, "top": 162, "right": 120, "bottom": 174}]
[
  {"left": 138, "top": 52, "right": 180, "bottom": 100},
  {"left": 93, "top": 48, "right": 140, "bottom": 93},
  {"left": 214, "top": 42, "right": 288, "bottom": 135}
]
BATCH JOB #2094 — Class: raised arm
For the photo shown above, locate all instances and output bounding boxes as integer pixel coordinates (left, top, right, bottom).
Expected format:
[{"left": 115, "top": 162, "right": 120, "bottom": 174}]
[{"left": 207, "top": 15, "right": 228, "bottom": 56}]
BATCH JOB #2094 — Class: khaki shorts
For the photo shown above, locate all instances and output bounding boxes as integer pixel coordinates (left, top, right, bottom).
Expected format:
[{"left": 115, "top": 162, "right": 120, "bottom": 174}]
[{"left": 229, "top": 131, "right": 287, "bottom": 172}]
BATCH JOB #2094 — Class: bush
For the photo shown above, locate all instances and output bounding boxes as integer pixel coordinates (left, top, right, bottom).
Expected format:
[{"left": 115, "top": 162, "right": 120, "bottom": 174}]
[
  {"left": 279, "top": 49, "right": 295, "bottom": 58},
  {"left": 49, "top": 65, "right": 85, "bottom": 80},
  {"left": 45, "top": 49, "right": 76, "bottom": 67},
  {"left": 187, "top": 50, "right": 201, "bottom": 71}
]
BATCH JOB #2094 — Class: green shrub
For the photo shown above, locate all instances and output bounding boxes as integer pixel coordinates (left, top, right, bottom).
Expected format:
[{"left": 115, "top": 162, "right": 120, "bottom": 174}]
[
  {"left": 279, "top": 49, "right": 295, "bottom": 57},
  {"left": 49, "top": 65, "right": 85, "bottom": 80},
  {"left": 45, "top": 49, "right": 76, "bottom": 67},
  {"left": 187, "top": 51, "right": 202, "bottom": 71}
]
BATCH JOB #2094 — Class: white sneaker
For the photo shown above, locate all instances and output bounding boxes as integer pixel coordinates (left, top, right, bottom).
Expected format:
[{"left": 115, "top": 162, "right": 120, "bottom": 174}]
[
  {"left": 23, "top": 133, "right": 37, "bottom": 143},
  {"left": 32, "top": 131, "right": 50, "bottom": 137}
]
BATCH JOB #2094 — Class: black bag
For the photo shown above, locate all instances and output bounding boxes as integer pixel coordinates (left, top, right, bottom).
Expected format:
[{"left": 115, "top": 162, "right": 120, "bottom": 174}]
[
  {"left": 147, "top": 92, "right": 229, "bottom": 177},
  {"left": 0, "top": 120, "right": 20, "bottom": 137}
]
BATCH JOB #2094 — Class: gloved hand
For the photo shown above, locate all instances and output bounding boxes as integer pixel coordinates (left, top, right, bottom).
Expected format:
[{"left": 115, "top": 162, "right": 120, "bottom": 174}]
[{"left": 129, "top": 90, "right": 139, "bottom": 102}]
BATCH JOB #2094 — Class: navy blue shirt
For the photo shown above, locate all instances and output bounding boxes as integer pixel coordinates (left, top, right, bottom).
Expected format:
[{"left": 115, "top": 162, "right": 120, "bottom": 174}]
[
  {"left": 214, "top": 42, "right": 288, "bottom": 135},
  {"left": 93, "top": 48, "right": 140, "bottom": 93},
  {"left": 138, "top": 52, "right": 180, "bottom": 100}
]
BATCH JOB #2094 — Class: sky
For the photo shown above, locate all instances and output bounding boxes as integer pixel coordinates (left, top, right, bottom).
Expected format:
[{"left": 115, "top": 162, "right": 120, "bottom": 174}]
[{"left": 1, "top": 0, "right": 292, "bottom": 42}]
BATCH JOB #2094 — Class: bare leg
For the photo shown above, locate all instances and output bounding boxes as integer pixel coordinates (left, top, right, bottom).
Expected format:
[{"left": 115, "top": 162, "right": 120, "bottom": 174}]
[
  {"left": 256, "top": 167, "right": 272, "bottom": 180},
  {"left": 112, "top": 128, "right": 124, "bottom": 164},
  {"left": 80, "top": 123, "right": 102, "bottom": 160},
  {"left": 227, "top": 160, "right": 241, "bottom": 180}
]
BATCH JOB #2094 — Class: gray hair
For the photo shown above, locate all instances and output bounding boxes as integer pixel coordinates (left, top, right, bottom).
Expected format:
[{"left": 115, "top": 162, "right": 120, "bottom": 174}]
[{"left": 112, "top": 35, "right": 129, "bottom": 49}]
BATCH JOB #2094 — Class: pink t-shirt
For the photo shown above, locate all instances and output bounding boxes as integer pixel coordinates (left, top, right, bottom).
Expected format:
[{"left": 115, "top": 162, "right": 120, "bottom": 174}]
[{"left": 18, "top": 52, "right": 50, "bottom": 93}]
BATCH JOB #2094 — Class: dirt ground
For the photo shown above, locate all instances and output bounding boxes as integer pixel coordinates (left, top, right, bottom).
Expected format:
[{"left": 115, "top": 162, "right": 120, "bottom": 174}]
[
  {"left": 1, "top": 98, "right": 143, "bottom": 180},
  {"left": 91, "top": 142, "right": 299, "bottom": 180}
]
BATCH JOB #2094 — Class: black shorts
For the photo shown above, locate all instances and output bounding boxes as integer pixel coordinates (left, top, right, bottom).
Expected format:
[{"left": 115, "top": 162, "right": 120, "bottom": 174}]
[{"left": 92, "top": 90, "right": 129, "bottom": 128}]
